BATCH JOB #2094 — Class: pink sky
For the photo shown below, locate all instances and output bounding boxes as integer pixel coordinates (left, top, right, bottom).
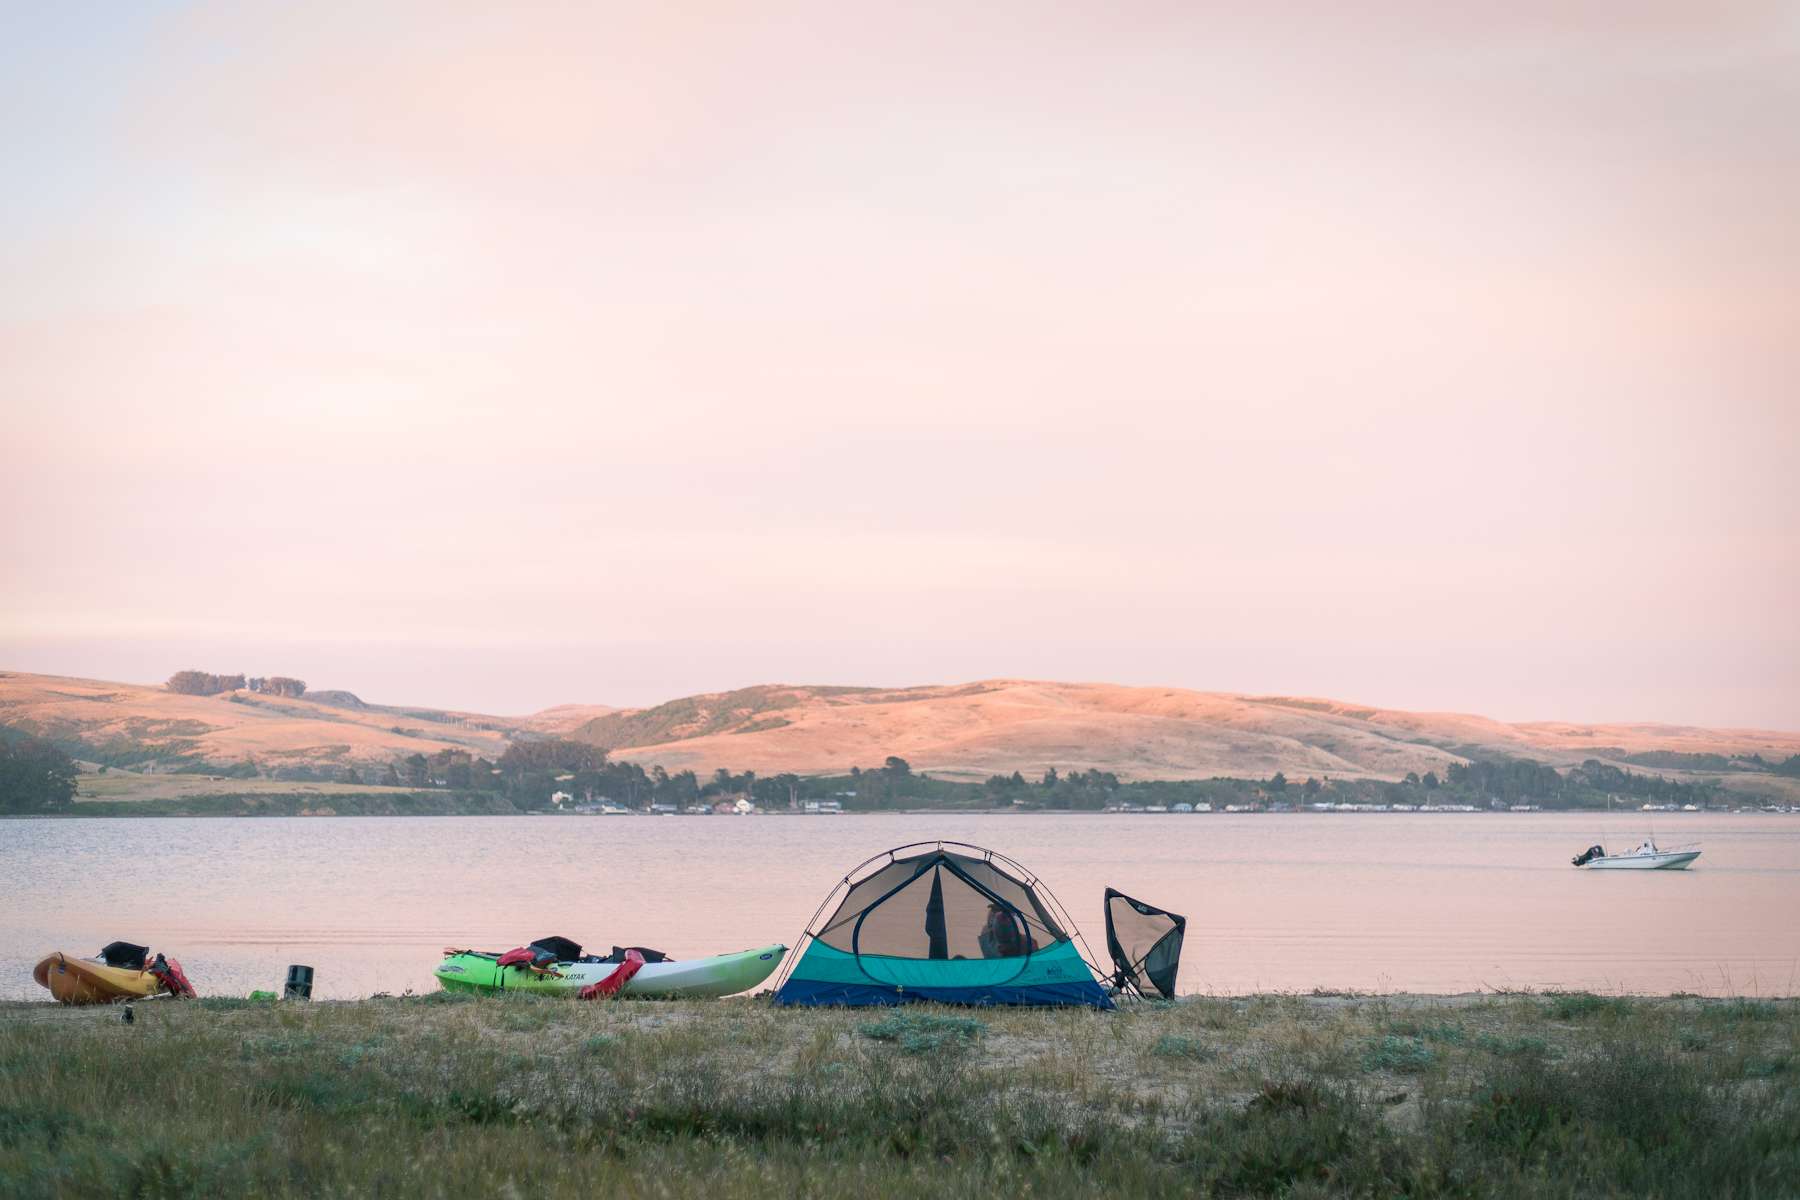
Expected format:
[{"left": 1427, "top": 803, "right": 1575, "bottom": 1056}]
[{"left": 3, "top": 3, "right": 1796, "bottom": 724}]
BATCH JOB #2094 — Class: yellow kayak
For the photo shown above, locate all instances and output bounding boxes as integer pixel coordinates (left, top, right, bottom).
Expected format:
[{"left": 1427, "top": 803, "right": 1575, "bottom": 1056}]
[{"left": 32, "top": 947, "right": 196, "bottom": 1005}]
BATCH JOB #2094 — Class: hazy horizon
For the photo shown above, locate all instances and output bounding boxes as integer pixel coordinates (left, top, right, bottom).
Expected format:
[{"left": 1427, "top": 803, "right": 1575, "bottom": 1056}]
[{"left": 5, "top": 3, "right": 1796, "bottom": 727}]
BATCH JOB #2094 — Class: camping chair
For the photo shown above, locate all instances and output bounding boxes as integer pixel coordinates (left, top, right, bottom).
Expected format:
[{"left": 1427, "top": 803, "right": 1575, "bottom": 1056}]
[{"left": 1103, "top": 888, "right": 1185, "bottom": 1000}]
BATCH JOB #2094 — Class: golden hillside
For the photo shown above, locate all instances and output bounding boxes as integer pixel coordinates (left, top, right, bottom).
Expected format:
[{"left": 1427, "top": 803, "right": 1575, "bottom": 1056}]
[
  {"left": 0, "top": 672, "right": 608, "bottom": 775},
  {"left": 4, "top": 671, "right": 1797, "bottom": 788},
  {"left": 573, "top": 680, "right": 1800, "bottom": 783}
]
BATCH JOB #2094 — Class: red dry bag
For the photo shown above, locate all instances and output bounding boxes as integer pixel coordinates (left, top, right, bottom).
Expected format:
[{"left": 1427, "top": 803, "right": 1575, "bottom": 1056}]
[{"left": 578, "top": 950, "right": 644, "bottom": 1000}]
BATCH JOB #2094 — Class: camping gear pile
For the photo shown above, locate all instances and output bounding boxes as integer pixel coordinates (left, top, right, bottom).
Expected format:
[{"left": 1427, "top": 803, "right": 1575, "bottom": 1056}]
[{"left": 29, "top": 843, "right": 1188, "bottom": 1008}]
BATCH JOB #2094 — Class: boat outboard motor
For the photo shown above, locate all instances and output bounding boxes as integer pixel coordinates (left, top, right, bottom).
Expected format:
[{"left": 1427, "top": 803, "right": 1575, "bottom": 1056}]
[{"left": 1571, "top": 845, "right": 1605, "bottom": 867}]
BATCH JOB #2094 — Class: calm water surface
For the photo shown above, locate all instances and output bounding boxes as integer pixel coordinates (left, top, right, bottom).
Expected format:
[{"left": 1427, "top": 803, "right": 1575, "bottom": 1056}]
[{"left": 4, "top": 813, "right": 1797, "bottom": 1000}]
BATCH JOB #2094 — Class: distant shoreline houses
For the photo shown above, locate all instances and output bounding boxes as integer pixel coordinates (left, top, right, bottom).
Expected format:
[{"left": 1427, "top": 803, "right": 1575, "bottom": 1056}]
[
  {"left": 548, "top": 792, "right": 844, "bottom": 816},
  {"left": 541, "top": 790, "right": 1787, "bottom": 817}
]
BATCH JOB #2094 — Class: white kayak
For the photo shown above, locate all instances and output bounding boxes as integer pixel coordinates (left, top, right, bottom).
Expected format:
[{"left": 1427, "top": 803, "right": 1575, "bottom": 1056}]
[{"left": 436, "top": 943, "right": 788, "bottom": 998}]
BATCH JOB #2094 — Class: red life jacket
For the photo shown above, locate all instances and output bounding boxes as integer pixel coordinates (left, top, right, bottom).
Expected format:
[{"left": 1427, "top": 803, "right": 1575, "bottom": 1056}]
[{"left": 149, "top": 954, "right": 197, "bottom": 999}]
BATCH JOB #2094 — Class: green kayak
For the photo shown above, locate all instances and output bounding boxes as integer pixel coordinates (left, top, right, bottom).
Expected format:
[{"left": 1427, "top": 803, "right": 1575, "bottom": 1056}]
[{"left": 435, "top": 943, "right": 787, "bottom": 999}]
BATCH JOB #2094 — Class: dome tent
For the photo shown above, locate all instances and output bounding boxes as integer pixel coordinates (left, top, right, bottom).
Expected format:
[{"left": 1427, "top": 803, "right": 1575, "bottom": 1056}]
[{"left": 772, "top": 841, "right": 1113, "bottom": 1008}]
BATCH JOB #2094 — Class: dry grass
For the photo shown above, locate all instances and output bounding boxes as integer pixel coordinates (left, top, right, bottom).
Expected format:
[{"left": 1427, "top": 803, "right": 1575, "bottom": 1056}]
[
  {"left": 71, "top": 769, "right": 423, "bottom": 803},
  {"left": 1, "top": 993, "right": 1794, "bottom": 1197},
  {"left": 0, "top": 672, "right": 523, "bottom": 782}
]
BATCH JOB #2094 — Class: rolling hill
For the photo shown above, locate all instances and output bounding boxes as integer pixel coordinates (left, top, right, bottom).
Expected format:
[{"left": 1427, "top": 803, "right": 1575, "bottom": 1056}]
[
  {"left": 570, "top": 681, "right": 1800, "bottom": 786},
  {"left": 3, "top": 671, "right": 1797, "bottom": 800},
  {"left": 0, "top": 671, "right": 608, "bottom": 778}
]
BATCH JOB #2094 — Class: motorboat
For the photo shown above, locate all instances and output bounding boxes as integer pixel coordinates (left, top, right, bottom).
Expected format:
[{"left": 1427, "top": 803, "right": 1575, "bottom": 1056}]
[{"left": 1571, "top": 840, "right": 1700, "bottom": 870}]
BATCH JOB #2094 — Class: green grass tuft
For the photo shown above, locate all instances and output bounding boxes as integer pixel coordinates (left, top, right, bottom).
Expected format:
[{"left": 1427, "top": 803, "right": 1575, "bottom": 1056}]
[
  {"left": 406, "top": 988, "right": 478, "bottom": 1006},
  {"left": 1543, "top": 991, "right": 1635, "bottom": 1020},
  {"left": 1150, "top": 1033, "right": 1217, "bottom": 1060},
  {"left": 858, "top": 1012, "right": 986, "bottom": 1055},
  {"left": 1362, "top": 1035, "right": 1435, "bottom": 1073},
  {"left": 1474, "top": 1032, "right": 1554, "bottom": 1059},
  {"left": 1704, "top": 998, "right": 1784, "bottom": 1022},
  {"left": 1387, "top": 1019, "right": 1466, "bottom": 1044},
  {"left": 1676, "top": 1027, "right": 1710, "bottom": 1051},
  {"left": 1743, "top": 1054, "right": 1791, "bottom": 1078}
]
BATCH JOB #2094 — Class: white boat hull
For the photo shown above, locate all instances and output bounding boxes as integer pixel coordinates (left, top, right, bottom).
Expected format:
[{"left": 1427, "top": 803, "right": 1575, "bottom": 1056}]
[{"left": 1583, "top": 851, "right": 1700, "bottom": 870}]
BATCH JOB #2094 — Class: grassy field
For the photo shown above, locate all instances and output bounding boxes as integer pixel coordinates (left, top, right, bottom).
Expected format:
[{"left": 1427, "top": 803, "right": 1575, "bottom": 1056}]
[
  {"left": 1, "top": 993, "right": 1795, "bottom": 1198},
  {"left": 71, "top": 767, "right": 427, "bottom": 804},
  {"left": 57, "top": 765, "right": 523, "bottom": 817}
]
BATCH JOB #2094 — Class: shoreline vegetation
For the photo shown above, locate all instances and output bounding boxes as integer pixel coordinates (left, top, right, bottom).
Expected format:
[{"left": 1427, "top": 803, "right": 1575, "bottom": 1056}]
[
  {"left": 2, "top": 992, "right": 1794, "bottom": 1197},
  {"left": 8, "top": 727, "right": 1791, "bottom": 818},
  {"left": 5, "top": 671, "right": 1799, "bottom": 817},
  {"left": 18, "top": 793, "right": 1800, "bottom": 819}
]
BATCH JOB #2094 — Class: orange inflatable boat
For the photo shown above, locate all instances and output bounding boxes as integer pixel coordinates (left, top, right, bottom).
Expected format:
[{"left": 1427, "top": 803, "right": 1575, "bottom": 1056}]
[{"left": 32, "top": 942, "right": 196, "bottom": 1005}]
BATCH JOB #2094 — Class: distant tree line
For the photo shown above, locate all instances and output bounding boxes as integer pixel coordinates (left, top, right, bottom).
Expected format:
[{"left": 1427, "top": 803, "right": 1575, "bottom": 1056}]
[
  {"left": 166, "top": 671, "right": 245, "bottom": 695},
  {"left": 0, "top": 729, "right": 78, "bottom": 814},
  {"left": 1613, "top": 750, "right": 1764, "bottom": 773},
  {"left": 381, "top": 743, "right": 939, "bottom": 811},
  {"left": 166, "top": 671, "right": 306, "bottom": 698},
  {"left": 1443, "top": 758, "right": 1719, "bottom": 809},
  {"left": 1444, "top": 758, "right": 1565, "bottom": 801},
  {"left": 360, "top": 739, "right": 1738, "bottom": 815},
  {"left": 379, "top": 740, "right": 788, "bottom": 810},
  {"left": 982, "top": 767, "right": 1123, "bottom": 810}
]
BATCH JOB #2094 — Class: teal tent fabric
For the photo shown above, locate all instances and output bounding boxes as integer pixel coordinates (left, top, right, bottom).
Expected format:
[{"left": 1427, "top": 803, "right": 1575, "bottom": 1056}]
[{"left": 774, "top": 844, "right": 1112, "bottom": 1009}]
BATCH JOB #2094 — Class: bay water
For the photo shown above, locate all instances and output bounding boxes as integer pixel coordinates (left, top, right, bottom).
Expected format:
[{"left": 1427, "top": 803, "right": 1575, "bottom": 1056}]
[{"left": 4, "top": 812, "right": 1796, "bottom": 1000}]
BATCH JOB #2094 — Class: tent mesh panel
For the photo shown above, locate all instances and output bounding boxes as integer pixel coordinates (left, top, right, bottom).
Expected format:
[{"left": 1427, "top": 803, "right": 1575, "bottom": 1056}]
[{"left": 816, "top": 849, "right": 1066, "bottom": 960}]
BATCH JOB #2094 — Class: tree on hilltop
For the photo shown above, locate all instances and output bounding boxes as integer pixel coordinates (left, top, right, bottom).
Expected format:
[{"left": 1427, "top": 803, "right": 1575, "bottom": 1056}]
[{"left": 166, "top": 670, "right": 246, "bottom": 696}]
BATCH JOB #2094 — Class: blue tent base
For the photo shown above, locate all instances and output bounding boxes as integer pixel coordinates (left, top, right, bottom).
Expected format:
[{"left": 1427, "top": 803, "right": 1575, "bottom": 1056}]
[
  {"left": 774, "top": 843, "right": 1115, "bottom": 1010},
  {"left": 774, "top": 940, "right": 1114, "bottom": 1009},
  {"left": 774, "top": 976, "right": 1113, "bottom": 1009}
]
